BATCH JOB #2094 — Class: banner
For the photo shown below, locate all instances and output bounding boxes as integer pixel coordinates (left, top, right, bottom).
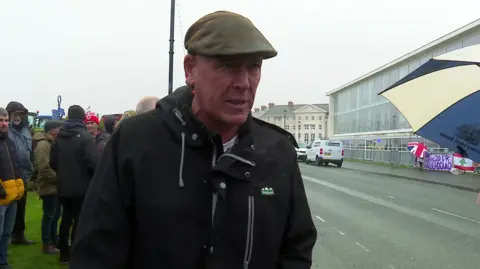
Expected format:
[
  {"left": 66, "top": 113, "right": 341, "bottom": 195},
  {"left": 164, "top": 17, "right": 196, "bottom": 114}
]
[{"left": 424, "top": 154, "right": 453, "bottom": 171}]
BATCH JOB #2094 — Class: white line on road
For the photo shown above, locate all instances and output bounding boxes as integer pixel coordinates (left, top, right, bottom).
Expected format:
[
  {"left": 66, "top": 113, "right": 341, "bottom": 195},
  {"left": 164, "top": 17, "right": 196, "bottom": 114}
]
[
  {"left": 388, "top": 196, "right": 395, "bottom": 199},
  {"left": 388, "top": 265, "right": 395, "bottom": 269},
  {"left": 315, "top": 215, "right": 325, "bottom": 223},
  {"left": 432, "top": 208, "right": 480, "bottom": 224},
  {"left": 355, "top": 242, "right": 370, "bottom": 252},
  {"left": 332, "top": 227, "right": 345, "bottom": 236},
  {"left": 302, "top": 175, "right": 480, "bottom": 239}
]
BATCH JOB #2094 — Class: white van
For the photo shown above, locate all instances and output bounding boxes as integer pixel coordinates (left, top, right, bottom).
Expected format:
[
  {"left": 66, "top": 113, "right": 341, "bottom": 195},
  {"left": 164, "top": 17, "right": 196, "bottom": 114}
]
[{"left": 306, "top": 139, "right": 344, "bottom": 167}]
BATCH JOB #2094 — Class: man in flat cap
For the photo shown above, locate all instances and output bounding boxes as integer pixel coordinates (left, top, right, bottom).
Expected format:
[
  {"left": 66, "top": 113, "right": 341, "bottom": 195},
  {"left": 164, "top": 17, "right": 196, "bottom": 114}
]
[
  {"left": 32, "top": 120, "right": 63, "bottom": 254},
  {"left": 70, "top": 11, "right": 317, "bottom": 269}
]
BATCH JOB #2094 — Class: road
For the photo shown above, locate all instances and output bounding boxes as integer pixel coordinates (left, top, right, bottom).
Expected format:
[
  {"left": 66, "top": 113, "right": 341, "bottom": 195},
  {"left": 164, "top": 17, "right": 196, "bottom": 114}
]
[{"left": 301, "top": 163, "right": 480, "bottom": 269}]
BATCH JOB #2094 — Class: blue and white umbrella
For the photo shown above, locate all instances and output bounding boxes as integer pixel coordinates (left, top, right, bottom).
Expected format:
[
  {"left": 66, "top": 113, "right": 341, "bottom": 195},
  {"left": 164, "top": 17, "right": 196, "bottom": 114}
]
[{"left": 380, "top": 44, "right": 480, "bottom": 162}]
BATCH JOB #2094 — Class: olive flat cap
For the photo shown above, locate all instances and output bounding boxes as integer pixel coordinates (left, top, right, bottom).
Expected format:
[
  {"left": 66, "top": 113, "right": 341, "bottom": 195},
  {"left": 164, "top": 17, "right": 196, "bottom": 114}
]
[
  {"left": 44, "top": 120, "right": 64, "bottom": 133},
  {"left": 185, "top": 11, "right": 277, "bottom": 59}
]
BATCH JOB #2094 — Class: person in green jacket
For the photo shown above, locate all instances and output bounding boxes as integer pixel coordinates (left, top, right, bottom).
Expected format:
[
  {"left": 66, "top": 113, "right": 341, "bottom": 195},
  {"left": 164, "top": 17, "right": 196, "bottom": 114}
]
[{"left": 33, "top": 120, "right": 63, "bottom": 254}]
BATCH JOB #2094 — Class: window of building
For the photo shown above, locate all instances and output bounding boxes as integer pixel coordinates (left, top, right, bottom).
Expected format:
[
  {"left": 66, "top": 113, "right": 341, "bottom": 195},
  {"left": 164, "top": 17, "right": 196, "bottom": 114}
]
[
  {"left": 304, "top": 133, "right": 309, "bottom": 142},
  {"left": 311, "top": 133, "right": 316, "bottom": 142},
  {"left": 318, "top": 116, "right": 322, "bottom": 120},
  {"left": 311, "top": 124, "right": 315, "bottom": 130},
  {"left": 304, "top": 124, "right": 309, "bottom": 130},
  {"left": 311, "top": 116, "right": 314, "bottom": 120},
  {"left": 298, "top": 124, "right": 301, "bottom": 130},
  {"left": 318, "top": 133, "right": 322, "bottom": 139},
  {"left": 318, "top": 124, "right": 322, "bottom": 130},
  {"left": 298, "top": 116, "right": 302, "bottom": 120},
  {"left": 285, "top": 125, "right": 289, "bottom": 130},
  {"left": 292, "top": 125, "right": 296, "bottom": 130},
  {"left": 274, "top": 116, "right": 282, "bottom": 121},
  {"left": 297, "top": 133, "right": 301, "bottom": 140}
]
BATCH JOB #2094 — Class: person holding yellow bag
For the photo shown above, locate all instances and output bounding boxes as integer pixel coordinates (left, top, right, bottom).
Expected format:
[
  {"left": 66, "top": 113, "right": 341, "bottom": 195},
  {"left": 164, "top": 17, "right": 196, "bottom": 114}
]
[{"left": 0, "top": 107, "right": 25, "bottom": 269}]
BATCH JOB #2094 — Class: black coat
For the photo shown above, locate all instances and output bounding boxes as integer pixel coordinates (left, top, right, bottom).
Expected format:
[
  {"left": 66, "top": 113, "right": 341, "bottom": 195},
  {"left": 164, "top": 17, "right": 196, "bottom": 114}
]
[
  {"left": 50, "top": 120, "right": 98, "bottom": 198},
  {"left": 70, "top": 86, "right": 317, "bottom": 269},
  {"left": 0, "top": 134, "right": 22, "bottom": 199}
]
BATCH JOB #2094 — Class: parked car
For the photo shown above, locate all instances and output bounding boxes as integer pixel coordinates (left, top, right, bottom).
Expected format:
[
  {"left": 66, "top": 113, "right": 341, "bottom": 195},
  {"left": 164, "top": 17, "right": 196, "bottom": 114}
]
[
  {"left": 306, "top": 139, "right": 344, "bottom": 167},
  {"left": 296, "top": 141, "right": 308, "bottom": 162}
]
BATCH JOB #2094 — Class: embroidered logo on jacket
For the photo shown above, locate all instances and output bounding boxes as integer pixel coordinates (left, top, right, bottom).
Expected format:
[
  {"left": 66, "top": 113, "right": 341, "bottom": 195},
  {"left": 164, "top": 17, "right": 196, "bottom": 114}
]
[{"left": 261, "top": 187, "right": 275, "bottom": 196}]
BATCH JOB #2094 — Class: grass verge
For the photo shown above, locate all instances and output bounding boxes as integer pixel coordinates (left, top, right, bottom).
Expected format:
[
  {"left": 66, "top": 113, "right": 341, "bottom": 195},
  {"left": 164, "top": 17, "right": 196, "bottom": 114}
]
[{"left": 9, "top": 194, "right": 66, "bottom": 269}]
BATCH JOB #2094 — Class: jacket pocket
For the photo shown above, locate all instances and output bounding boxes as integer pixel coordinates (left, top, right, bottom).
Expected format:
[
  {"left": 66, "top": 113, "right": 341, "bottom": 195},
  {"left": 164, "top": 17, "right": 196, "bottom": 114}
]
[
  {"left": 0, "top": 179, "right": 20, "bottom": 205},
  {"left": 243, "top": 196, "right": 255, "bottom": 269}
]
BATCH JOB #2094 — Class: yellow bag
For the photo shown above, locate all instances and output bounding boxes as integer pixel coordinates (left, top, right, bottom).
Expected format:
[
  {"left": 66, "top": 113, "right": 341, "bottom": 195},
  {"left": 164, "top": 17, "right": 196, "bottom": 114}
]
[
  {"left": 0, "top": 178, "right": 25, "bottom": 206},
  {"left": 15, "top": 179, "right": 25, "bottom": 200}
]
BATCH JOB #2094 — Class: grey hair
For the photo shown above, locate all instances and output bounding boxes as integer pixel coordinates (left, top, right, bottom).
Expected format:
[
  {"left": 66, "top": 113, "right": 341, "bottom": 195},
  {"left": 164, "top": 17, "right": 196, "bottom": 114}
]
[
  {"left": 0, "top": 107, "right": 8, "bottom": 117},
  {"left": 135, "top": 96, "right": 159, "bottom": 115}
]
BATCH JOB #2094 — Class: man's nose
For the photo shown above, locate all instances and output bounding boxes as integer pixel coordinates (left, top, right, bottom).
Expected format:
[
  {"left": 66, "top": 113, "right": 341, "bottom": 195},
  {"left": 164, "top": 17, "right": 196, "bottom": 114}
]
[{"left": 232, "top": 69, "right": 250, "bottom": 90}]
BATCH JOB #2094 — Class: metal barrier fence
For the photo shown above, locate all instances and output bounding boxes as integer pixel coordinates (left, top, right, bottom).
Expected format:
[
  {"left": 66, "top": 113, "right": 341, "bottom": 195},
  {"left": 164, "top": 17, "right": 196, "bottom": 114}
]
[{"left": 344, "top": 148, "right": 451, "bottom": 166}]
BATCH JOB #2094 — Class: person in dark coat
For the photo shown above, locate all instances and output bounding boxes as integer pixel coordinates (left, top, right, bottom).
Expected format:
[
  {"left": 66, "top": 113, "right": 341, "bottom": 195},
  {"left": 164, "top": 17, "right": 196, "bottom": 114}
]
[
  {"left": 70, "top": 10, "right": 317, "bottom": 269},
  {"left": 5, "top": 101, "right": 35, "bottom": 245},
  {"left": 102, "top": 116, "right": 116, "bottom": 135},
  {"left": 0, "top": 107, "right": 26, "bottom": 269},
  {"left": 50, "top": 105, "right": 98, "bottom": 263},
  {"left": 84, "top": 112, "right": 109, "bottom": 154}
]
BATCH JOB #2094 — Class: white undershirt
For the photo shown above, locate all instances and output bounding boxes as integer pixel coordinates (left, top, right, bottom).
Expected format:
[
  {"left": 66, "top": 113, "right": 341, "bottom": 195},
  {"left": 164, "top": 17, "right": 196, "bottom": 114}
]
[{"left": 223, "top": 135, "right": 237, "bottom": 153}]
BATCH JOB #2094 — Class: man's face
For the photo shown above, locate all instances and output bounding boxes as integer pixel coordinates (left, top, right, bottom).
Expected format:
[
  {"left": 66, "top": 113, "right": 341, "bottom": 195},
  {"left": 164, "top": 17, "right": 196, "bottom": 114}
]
[
  {"left": 184, "top": 54, "right": 262, "bottom": 126},
  {"left": 11, "top": 110, "right": 26, "bottom": 126},
  {"left": 49, "top": 127, "right": 61, "bottom": 139},
  {"left": 85, "top": 121, "right": 98, "bottom": 135},
  {"left": 0, "top": 115, "right": 9, "bottom": 134}
]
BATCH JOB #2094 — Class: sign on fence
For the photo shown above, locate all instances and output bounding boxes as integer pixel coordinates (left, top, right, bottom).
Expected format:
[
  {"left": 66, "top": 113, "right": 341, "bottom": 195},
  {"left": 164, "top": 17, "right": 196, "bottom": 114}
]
[{"left": 424, "top": 153, "right": 453, "bottom": 171}]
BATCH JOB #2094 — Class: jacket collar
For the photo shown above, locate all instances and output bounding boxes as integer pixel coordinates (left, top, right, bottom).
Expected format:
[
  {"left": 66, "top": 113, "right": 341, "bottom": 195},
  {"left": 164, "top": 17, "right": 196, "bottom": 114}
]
[{"left": 158, "top": 85, "right": 253, "bottom": 148}]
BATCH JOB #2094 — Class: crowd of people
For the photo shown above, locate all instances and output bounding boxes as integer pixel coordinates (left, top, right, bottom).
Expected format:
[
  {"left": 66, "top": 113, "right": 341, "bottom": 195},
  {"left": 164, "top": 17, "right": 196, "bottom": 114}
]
[
  {"left": 1, "top": 10, "right": 318, "bottom": 269},
  {"left": 0, "top": 97, "right": 158, "bottom": 268}
]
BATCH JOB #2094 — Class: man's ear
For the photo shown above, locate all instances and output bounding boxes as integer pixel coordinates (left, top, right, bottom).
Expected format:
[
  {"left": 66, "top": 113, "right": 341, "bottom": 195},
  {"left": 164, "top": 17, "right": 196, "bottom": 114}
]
[{"left": 184, "top": 54, "right": 196, "bottom": 86}]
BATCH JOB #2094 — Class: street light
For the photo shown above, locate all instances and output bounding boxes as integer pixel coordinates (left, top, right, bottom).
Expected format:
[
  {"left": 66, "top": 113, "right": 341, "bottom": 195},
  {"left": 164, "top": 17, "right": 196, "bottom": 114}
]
[{"left": 168, "top": 0, "right": 175, "bottom": 95}]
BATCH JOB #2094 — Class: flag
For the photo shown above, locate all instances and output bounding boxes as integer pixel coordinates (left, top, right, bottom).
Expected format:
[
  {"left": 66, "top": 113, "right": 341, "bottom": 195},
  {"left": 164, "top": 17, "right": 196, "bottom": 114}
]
[{"left": 453, "top": 153, "right": 475, "bottom": 171}]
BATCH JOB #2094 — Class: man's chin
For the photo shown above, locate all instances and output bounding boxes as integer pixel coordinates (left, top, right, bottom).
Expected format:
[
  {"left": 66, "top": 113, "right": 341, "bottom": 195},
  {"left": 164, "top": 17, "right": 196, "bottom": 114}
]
[{"left": 220, "top": 113, "right": 248, "bottom": 126}]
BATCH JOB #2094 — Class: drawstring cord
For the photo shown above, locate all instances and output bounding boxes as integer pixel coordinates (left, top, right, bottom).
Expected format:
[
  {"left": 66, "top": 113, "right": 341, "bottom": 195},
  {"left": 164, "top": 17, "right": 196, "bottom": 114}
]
[
  {"left": 179, "top": 132, "right": 186, "bottom": 188},
  {"left": 174, "top": 108, "right": 187, "bottom": 188}
]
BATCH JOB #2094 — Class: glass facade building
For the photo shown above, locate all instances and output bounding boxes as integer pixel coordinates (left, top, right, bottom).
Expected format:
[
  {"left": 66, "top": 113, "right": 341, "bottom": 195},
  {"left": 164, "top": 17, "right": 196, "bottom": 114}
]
[{"left": 327, "top": 21, "right": 480, "bottom": 164}]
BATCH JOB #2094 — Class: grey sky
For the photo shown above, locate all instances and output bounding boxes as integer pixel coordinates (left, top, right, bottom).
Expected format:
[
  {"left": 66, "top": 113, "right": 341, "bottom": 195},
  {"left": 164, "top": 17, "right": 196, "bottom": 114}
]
[{"left": 1, "top": 0, "right": 479, "bottom": 115}]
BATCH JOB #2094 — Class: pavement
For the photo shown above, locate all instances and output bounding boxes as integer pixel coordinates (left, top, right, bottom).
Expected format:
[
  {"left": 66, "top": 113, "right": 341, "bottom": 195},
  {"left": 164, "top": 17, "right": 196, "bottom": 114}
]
[
  {"left": 341, "top": 160, "right": 480, "bottom": 192},
  {"left": 300, "top": 163, "right": 480, "bottom": 269}
]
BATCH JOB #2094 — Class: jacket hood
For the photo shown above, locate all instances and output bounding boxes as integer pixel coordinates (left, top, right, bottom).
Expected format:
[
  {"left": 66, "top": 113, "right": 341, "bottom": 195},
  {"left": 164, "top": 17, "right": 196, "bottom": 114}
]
[
  {"left": 32, "top": 131, "right": 52, "bottom": 141},
  {"left": 58, "top": 119, "right": 86, "bottom": 138}
]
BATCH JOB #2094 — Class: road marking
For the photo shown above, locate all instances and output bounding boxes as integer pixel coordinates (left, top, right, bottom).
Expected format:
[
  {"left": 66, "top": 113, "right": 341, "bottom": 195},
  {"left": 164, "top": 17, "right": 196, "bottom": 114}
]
[
  {"left": 332, "top": 227, "right": 345, "bottom": 236},
  {"left": 432, "top": 208, "right": 480, "bottom": 224},
  {"left": 388, "top": 265, "right": 395, "bottom": 269},
  {"left": 355, "top": 242, "right": 370, "bottom": 252},
  {"left": 388, "top": 196, "right": 395, "bottom": 199},
  {"left": 315, "top": 215, "right": 325, "bottom": 223},
  {"left": 302, "top": 175, "right": 480, "bottom": 239}
]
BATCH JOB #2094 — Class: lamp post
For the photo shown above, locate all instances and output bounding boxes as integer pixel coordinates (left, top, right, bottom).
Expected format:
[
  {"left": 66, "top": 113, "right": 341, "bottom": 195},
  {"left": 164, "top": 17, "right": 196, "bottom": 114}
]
[{"left": 168, "top": 0, "right": 175, "bottom": 95}]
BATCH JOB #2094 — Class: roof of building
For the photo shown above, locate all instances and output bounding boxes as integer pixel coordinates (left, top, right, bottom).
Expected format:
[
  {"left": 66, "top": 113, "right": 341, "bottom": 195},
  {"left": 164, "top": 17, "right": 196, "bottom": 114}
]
[
  {"left": 326, "top": 18, "right": 480, "bottom": 96},
  {"left": 251, "top": 109, "right": 267, "bottom": 118},
  {"left": 254, "top": 103, "right": 329, "bottom": 117}
]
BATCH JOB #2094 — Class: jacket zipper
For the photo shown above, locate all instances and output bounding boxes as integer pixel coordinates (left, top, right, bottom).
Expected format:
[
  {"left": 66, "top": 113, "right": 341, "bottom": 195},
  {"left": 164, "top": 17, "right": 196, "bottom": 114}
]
[
  {"left": 243, "top": 196, "right": 255, "bottom": 269},
  {"left": 4, "top": 141, "right": 16, "bottom": 179}
]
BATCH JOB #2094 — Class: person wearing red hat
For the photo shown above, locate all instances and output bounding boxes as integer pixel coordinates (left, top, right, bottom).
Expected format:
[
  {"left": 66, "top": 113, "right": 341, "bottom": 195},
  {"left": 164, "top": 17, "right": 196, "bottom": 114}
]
[{"left": 84, "top": 112, "right": 109, "bottom": 155}]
